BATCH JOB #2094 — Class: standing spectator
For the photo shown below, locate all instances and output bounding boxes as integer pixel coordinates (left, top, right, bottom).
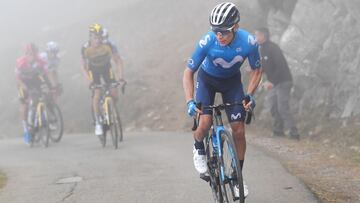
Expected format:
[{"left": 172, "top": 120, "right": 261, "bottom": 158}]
[{"left": 255, "top": 27, "right": 300, "bottom": 140}]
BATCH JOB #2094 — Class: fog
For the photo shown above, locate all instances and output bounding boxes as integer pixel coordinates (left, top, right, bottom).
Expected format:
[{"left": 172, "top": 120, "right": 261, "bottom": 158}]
[
  {"left": 1, "top": 0, "right": 360, "bottom": 202},
  {"left": 0, "top": 0, "right": 224, "bottom": 135}
]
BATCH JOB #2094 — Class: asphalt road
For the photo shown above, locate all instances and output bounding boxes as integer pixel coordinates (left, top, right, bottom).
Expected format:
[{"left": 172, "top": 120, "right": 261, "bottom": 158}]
[{"left": 0, "top": 132, "right": 318, "bottom": 203}]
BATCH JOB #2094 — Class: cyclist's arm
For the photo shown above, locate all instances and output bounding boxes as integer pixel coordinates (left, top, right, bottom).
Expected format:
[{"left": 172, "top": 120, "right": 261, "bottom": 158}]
[
  {"left": 16, "top": 76, "right": 27, "bottom": 91},
  {"left": 247, "top": 68, "right": 262, "bottom": 95},
  {"left": 112, "top": 53, "right": 124, "bottom": 81},
  {"left": 41, "top": 63, "right": 57, "bottom": 88},
  {"left": 80, "top": 45, "right": 92, "bottom": 83},
  {"left": 183, "top": 67, "right": 196, "bottom": 103},
  {"left": 80, "top": 57, "right": 91, "bottom": 82},
  {"left": 40, "top": 73, "right": 53, "bottom": 89},
  {"left": 246, "top": 39, "right": 263, "bottom": 95},
  {"left": 183, "top": 33, "right": 212, "bottom": 102}
]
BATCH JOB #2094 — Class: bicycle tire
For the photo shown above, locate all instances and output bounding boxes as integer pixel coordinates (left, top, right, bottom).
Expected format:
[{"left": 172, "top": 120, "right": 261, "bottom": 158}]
[
  {"left": 108, "top": 99, "right": 118, "bottom": 149},
  {"left": 218, "top": 130, "right": 244, "bottom": 203},
  {"left": 205, "top": 134, "right": 223, "bottom": 203},
  {"left": 49, "top": 104, "right": 64, "bottom": 143},
  {"left": 117, "top": 109, "right": 123, "bottom": 142},
  {"left": 39, "top": 106, "right": 50, "bottom": 148},
  {"left": 30, "top": 128, "right": 36, "bottom": 148}
]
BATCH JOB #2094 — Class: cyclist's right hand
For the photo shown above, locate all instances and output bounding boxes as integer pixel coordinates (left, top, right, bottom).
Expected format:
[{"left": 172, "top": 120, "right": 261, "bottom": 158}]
[{"left": 187, "top": 100, "right": 201, "bottom": 117}]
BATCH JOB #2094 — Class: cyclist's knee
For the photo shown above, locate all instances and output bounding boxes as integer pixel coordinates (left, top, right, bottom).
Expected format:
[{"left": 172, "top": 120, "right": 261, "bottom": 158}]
[
  {"left": 231, "top": 124, "right": 245, "bottom": 138},
  {"left": 110, "top": 88, "right": 119, "bottom": 100},
  {"left": 93, "top": 90, "right": 101, "bottom": 100},
  {"left": 196, "top": 125, "right": 210, "bottom": 136},
  {"left": 195, "top": 116, "right": 212, "bottom": 139}
]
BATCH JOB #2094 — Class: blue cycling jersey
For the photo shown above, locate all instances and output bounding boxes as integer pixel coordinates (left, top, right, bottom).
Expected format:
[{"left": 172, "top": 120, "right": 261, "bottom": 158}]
[{"left": 187, "top": 29, "right": 261, "bottom": 78}]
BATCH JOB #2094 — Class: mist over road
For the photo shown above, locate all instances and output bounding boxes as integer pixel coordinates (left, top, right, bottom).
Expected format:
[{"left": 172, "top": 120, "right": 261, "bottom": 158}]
[{"left": 0, "top": 132, "right": 317, "bottom": 203}]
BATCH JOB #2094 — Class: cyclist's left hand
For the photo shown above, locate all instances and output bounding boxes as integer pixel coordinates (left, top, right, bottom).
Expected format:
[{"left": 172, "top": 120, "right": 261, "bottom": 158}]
[{"left": 243, "top": 94, "right": 256, "bottom": 111}]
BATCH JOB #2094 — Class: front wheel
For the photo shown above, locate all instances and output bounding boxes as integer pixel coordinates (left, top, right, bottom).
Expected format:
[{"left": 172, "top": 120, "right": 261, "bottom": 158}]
[
  {"left": 39, "top": 107, "right": 50, "bottom": 148},
  {"left": 218, "top": 130, "right": 244, "bottom": 203},
  {"left": 205, "top": 134, "right": 223, "bottom": 203},
  {"left": 108, "top": 99, "right": 123, "bottom": 149}
]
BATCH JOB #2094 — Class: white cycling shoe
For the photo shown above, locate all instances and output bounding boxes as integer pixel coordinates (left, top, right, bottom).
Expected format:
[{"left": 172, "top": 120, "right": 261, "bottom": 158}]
[
  {"left": 95, "top": 124, "right": 103, "bottom": 136},
  {"left": 193, "top": 147, "right": 208, "bottom": 174},
  {"left": 234, "top": 181, "right": 249, "bottom": 198}
]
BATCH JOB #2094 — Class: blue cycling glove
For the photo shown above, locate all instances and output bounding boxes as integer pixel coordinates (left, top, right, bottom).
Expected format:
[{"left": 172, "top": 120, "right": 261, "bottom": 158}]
[
  {"left": 187, "top": 100, "right": 197, "bottom": 117},
  {"left": 244, "top": 94, "right": 256, "bottom": 110}
]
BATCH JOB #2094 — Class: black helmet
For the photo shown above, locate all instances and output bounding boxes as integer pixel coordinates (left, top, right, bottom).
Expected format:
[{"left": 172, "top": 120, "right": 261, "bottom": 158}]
[{"left": 209, "top": 2, "right": 240, "bottom": 31}]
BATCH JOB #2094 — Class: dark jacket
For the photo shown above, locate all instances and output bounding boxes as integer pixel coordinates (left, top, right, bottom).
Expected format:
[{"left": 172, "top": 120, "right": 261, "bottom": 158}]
[{"left": 259, "top": 40, "right": 292, "bottom": 85}]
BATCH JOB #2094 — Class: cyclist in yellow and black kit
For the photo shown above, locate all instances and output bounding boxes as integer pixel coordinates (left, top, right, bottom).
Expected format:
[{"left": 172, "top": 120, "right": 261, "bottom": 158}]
[{"left": 81, "top": 23, "right": 125, "bottom": 136}]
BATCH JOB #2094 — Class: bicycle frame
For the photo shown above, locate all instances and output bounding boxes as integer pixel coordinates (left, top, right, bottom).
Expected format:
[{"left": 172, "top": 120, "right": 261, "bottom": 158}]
[
  {"left": 193, "top": 102, "right": 249, "bottom": 202},
  {"left": 29, "top": 93, "right": 48, "bottom": 129},
  {"left": 210, "top": 107, "right": 238, "bottom": 183},
  {"left": 91, "top": 82, "right": 119, "bottom": 126}
]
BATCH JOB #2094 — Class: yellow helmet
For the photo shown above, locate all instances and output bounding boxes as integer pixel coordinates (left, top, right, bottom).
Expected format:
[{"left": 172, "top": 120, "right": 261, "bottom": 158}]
[{"left": 89, "top": 23, "right": 103, "bottom": 36}]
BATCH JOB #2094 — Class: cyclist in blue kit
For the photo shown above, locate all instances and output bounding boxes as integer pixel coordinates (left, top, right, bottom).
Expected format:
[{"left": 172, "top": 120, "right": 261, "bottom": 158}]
[{"left": 182, "top": 2, "right": 262, "bottom": 197}]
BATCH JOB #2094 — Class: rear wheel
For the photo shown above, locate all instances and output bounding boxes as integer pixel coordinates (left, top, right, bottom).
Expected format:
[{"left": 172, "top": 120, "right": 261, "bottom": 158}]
[
  {"left": 49, "top": 104, "right": 64, "bottom": 143},
  {"left": 100, "top": 130, "right": 106, "bottom": 148},
  {"left": 30, "top": 128, "right": 36, "bottom": 148},
  {"left": 218, "top": 130, "right": 244, "bottom": 203}
]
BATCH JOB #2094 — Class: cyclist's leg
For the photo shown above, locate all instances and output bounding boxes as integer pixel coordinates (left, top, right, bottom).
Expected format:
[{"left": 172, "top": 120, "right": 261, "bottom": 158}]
[
  {"left": 229, "top": 122, "right": 245, "bottom": 165},
  {"left": 192, "top": 69, "right": 215, "bottom": 174},
  {"left": 90, "top": 70, "right": 102, "bottom": 123},
  {"left": 105, "top": 68, "right": 119, "bottom": 102},
  {"left": 49, "top": 68, "right": 59, "bottom": 86},
  {"left": 221, "top": 74, "right": 248, "bottom": 197},
  {"left": 194, "top": 69, "right": 216, "bottom": 142},
  {"left": 18, "top": 86, "right": 29, "bottom": 129},
  {"left": 221, "top": 73, "right": 246, "bottom": 169}
]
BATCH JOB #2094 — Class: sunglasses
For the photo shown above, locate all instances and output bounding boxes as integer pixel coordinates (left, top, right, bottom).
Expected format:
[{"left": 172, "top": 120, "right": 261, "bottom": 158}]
[{"left": 211, "top": 25, "right": 235, "bottom": 36}]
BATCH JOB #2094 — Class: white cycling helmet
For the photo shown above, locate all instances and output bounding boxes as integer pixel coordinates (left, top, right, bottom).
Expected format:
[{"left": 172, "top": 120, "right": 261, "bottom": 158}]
[
  {"left": 102, "top": 28, "right": 109, "bottom": 40},
  {"left": 210, "top": 2, "right": 240, "bottom": 31},
  {"left": 46, "top": 41, "right": 59, "bottom": 54}
]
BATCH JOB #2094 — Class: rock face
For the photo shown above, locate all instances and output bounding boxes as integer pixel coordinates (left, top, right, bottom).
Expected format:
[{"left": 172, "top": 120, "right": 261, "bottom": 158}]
[{"left": 256, "top": 0, "right": 360, "bottom": 119}]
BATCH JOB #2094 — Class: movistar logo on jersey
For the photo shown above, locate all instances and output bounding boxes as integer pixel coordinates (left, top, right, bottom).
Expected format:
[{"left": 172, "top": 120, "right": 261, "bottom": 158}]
[
  {"left": 231, "top": 113, "right": 242, "bottom": 120},
  {"left": 213, "top": 56, "right": 244, "bottom": 69},
  {"left": 199, "top": 35, "right": 211, "bottom": 48}
]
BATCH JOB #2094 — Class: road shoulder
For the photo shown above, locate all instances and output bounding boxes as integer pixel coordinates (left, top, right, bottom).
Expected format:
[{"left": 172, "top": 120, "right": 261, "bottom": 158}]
[{"left": 248, "top": 129, "right": 360, "bottom": 202}]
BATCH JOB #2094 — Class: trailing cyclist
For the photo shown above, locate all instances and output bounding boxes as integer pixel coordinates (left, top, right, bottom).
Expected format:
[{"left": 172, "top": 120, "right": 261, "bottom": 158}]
[
  {"left": 40, "top": 41, "right": 63, "bottom": 96},
  {"left": 15, "top": 43, "right": 55, "bottom": 144},
  {"left": 102, "top": 28, "right": 120, "bottom": 55},
  {"left": 182, "top": 2, "right": 262, "bottom": 198},
  {"left": 81, "top": 23, "right": 125, "bottom": 138}
]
